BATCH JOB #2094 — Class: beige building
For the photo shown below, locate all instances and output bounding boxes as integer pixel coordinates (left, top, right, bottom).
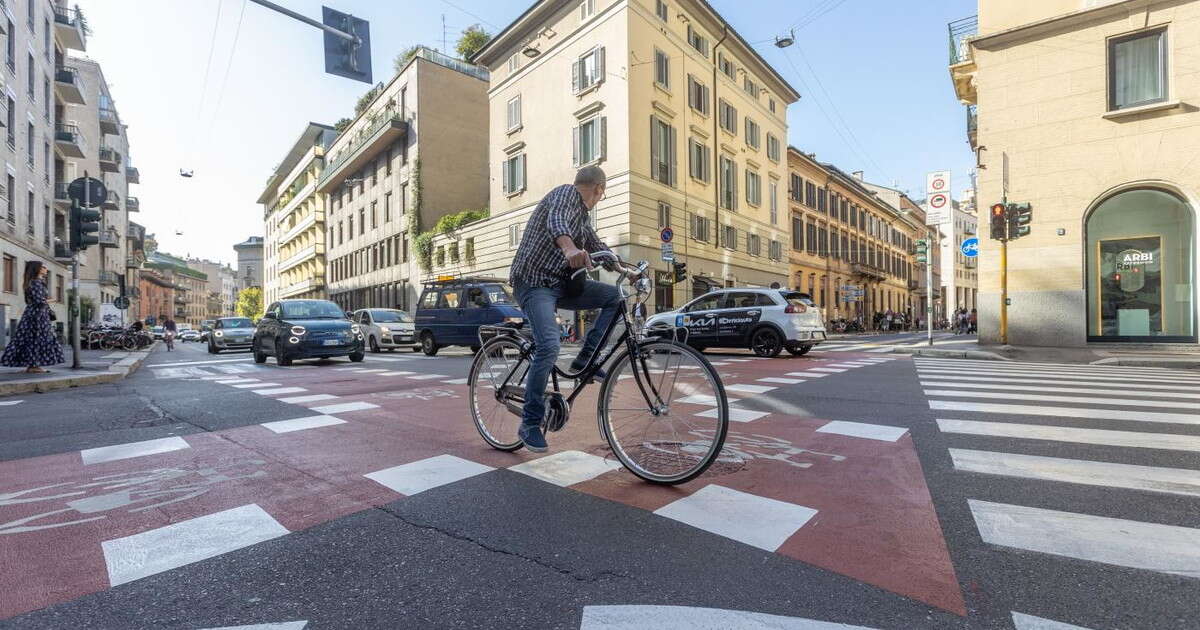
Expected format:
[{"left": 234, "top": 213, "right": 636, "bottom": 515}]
[
  {"left": 259, "top": 123, "right": 336, "bottom": 305},
  {"left": 950, "top": 1, "right": 1199, "bottom": 345},
  {"left": 186, "top": 257, "right": 238, "bottom": 319},
  {"left": 425, "top": 0, "right": 801, "bottom": 312}
]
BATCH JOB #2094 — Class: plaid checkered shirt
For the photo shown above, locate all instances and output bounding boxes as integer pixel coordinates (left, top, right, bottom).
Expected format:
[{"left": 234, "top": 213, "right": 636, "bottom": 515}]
[{"left": 509, "top": 184, "right": 610, "bottom": 289}]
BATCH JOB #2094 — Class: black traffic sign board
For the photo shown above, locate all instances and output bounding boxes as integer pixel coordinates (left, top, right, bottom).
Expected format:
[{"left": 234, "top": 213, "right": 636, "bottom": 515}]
[{"left": 67, "top": 177, "right": 107, "bottom": 208}]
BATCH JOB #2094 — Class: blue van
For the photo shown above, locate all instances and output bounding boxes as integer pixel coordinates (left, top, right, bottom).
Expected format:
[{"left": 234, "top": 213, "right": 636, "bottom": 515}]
[{"left": 414, "top": 277, "right": 524, "bottom": 355}]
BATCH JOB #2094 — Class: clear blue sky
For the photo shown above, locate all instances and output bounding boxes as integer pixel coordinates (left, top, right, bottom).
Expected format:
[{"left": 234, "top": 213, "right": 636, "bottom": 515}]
[{"left": 77, "top": 0, "right": 977, "bottom": 266}]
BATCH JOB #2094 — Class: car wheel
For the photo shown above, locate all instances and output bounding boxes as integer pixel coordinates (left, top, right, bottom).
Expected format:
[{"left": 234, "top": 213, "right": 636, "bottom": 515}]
[
  {"left": 421, "top": 332, "right": 440, "bottom": 356},
  {"left": 369, "top": 336, "right": 381, "bottom": 353},
  {"left": 786, "top": 344, "right": 813, "bottom": 356},
  {"left": 276, "top": 340, "right": 293, "bottom": 366},
  {"left": 253, "top": 338, "right": 267, "bottom": 364},
  {"left": 208, "top": 340, "right": 218, "bottom": 354},
  {"left": 349, "top": 350, "right": 365, "bottom": 362},
  {"left": 750, "top": 328, "right": 784, "bottom": 358}
]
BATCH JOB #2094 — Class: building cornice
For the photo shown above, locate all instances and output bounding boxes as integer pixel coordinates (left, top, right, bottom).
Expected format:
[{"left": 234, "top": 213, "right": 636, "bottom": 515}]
[{"left": 973, "top": 0, "right": 1155, "bottom": 50}]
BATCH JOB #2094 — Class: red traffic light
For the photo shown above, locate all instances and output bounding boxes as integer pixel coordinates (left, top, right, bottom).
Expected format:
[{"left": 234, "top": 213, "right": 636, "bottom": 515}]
[{"left": 991, "top": 203, "right": 1005, "bottom": 217}]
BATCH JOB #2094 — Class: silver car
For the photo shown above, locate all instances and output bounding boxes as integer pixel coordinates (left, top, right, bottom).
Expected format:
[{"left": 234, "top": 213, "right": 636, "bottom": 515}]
[
  {"left": 207, "top": 316, "right": 257, "bottom": 353},
  {"left": 354, "top": 308, "right": 419, "bottom": 352}
]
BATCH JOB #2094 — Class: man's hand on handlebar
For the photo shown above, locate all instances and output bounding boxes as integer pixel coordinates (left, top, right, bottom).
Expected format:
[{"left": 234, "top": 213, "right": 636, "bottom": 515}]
[{"left": 564, "top": 246, "right": 591, "bottom": 269}]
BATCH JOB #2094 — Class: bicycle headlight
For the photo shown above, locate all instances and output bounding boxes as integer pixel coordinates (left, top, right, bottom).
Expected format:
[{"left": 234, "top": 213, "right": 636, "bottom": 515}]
[
  {"left": 214, "top": 330, "right": 223, "bottom": 337},
  {"left": 635, "top": 277, "right": 651, "bottom": 296},
  {"left": 291, "top": 325, "right": 306, "bottom": 336}
]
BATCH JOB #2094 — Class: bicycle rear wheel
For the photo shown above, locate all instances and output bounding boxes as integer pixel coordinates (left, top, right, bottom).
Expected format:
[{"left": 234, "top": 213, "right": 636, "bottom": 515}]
[
  {"left": 469, "top": 337, "right": 530, "bottom": 451},
  {"left": 598, "top": 340, "right": 728, "bottom": 484}
]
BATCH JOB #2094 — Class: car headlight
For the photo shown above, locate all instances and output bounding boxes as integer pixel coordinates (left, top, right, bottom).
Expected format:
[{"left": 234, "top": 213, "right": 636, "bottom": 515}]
[
  {"left": 291, "top": 326, "right": 306, "bottom": 336},
  {"left": 351, "top": 324, "right": 361, "bottom": 333},
  {"left": 289, "top": 336, "right": 300, "bottom": 344},
  {"left": 504, "top": 317, "right": 523, "bottom": 324},
  {"left": 214, "top": 330, "right": 223, "bottom": 337}
]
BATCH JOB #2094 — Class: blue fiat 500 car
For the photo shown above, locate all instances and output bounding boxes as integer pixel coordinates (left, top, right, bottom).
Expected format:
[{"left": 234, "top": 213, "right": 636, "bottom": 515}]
[{"left": 253, "top": 299, "right": 365, "bottom": 366}]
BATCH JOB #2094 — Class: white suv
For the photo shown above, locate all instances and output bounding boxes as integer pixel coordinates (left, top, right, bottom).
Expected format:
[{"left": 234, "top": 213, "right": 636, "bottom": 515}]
[{"left": 644, "top": 288, "right": 826, "bottom": 357}]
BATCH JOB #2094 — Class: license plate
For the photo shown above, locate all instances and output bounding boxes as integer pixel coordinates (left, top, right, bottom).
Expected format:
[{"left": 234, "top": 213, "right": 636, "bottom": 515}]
[{"left": 322, "top": 339, "right": 340, "bottom": 346}]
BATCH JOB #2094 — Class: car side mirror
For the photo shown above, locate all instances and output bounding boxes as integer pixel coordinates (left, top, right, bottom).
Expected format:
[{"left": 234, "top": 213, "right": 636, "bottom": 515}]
[
  {"left": 346, "top": 311, "right": 354, "bottom": 319},
  {"left": 262, "top": 312, "right": 276, "bottom": 320}
]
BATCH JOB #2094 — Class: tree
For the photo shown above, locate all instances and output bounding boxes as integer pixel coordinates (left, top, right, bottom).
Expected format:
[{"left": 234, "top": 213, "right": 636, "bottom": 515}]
[
  {"left": 455, "top": 25, "right": 491, "bottom": 60},
  {"left": 334, "top": 117, "right": 352, "bottom": 134},
  {"left": 394, "top": 46, "right": 422, "bottom": 73},
  {"left": 236, "top": 287, "right": 263, "bottom": 320},
  {"left": 354, "top": 83, "right": 383, "bottom": 116}
]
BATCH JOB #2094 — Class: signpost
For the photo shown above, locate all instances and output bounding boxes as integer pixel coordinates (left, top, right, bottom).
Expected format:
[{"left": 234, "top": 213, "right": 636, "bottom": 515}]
[
  {"left": 660, "top": 227, "right": 674, "bottom": 243},
  {"left": 661, "top": 243, "right": 674, "bottom": 262},
  {"left": 960, "top": 237, "right": 979, "bottom": 258},
  {"left": 923, "top": 170, "right": 953, "bottom": 347}
]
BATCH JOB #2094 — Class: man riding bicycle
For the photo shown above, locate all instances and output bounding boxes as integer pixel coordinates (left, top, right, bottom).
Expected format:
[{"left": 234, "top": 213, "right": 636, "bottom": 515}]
[
  {"left": 163, "top": 316, "right": 177, "bottom": 351},
  {"left": 509, "top": 166, "right": 619, "bottom": 452}
]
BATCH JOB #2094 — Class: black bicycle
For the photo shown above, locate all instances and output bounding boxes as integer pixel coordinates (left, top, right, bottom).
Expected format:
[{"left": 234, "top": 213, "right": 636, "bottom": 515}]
[{"left": 468, "top": 252, "right": 729, "bottom": 485}]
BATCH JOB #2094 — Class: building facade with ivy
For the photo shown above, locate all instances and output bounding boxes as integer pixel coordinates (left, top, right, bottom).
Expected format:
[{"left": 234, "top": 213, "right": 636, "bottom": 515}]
[{"left": 319, "top": 47, "right": 489, "bottom": 312}]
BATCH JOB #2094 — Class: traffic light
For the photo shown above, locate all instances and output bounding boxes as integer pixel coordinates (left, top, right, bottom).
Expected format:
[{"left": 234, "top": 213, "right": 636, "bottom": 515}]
[
  {"left": 989, "top": 203, "right": 1007, "bottom": 241},
  {"left": 914, "top": 239, "right": 929, "bottom": 264},
  {"left": 672, "top": 261, "right": 687, "bottom": 284},
  {"left": 1006, "top": 202, "right": 1032, "bottom": 240},
  {"left": 70, "top": 203, "right": 101, "bottom": 251}
]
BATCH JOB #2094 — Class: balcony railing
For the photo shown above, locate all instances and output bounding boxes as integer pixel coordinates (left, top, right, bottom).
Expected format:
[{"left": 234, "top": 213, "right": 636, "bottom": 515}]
[
  {"left": 851, "top": 262, "right": 888, "bottom": 281},
  {"left": 966, "top": 104, "right": 978, "bottom": 148},
  {"left": 54, "top": 182, "right": 69, "bottom": 204},
  {"left": 98, "top": 270, "right": 120, "bottom": 285},
  {"left": 54, "top": 123, "right": 86, "bottom": 158},
  {"left": 125, "top": 165, "right": 139, "bottom": 183},
  {"left": 98, "top": 144, "right": 121, "bottom": 171},
  {"left": 54, "top": 65, "right": 86, "bottom": 104},
  {"left": 98, "top": 227, "right": 119, "bottom": 248},
  {"left": 948, "top": 15, "right": 977, "bottom": 65},
  {"left": 52, "top": 5, "right": 87, "bottom": 51},
  {"left": 99, "top": 105, "right": 120, "bottom": 135},
  {"left": 317, "top": 109, "right": 408, "bottom": 193},
  {"left": 126, "top": 196, "right": 139, "bottom": 212}
]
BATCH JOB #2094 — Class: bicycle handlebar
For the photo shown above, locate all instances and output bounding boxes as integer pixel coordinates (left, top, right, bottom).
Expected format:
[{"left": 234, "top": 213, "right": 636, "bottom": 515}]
[{"left": 589, "top": 251, "right": 646, "bottom": 278}]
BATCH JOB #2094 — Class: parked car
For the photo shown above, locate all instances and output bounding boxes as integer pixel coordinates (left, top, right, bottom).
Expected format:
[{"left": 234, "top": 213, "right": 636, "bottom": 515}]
[
  {"left": 180, "top": 329, "right": 201, "bottom": 342},
  {"left": 644, "top": 288, "right": 827, "bottom": 357},
  {"left": 208, "top": 316, "right": 256, "bottom": 354},
  {"left": 353, "top": 308, "right": 419, "bottom": 353},
  {"left": 414, "top": 277, "right": 523, "bottom": 356},
  {"left": 151, "top": 326, "right": 165, "bottom": 340},
  {"left": 253, "top": 299, "right": 365, "bottom": 365}
]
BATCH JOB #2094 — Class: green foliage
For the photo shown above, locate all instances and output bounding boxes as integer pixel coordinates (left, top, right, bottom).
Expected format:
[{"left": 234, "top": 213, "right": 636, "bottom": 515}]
[
  {"left": 334, "top": 117, "right": 352, "bottom": 134},
  {"left": 414, "top": 232, "right": 434, "bottom": 272},
  {"left": 236, "top": 287, "right": 263, "bottom": 320},
  {"left": 432, "top": 209, "right": 488, "bottom": 235},
  {"left": 355, "top": 83, "right": 383, "bottom": 116},
  {"left": 413, "top": 208, "right": 489, "bottom": 272},
  {"left": 394, "top": 46, "right": 423, "bottom": 73},
  {"left": 456, "top": 25, "right": 492, "bottom": 60}
]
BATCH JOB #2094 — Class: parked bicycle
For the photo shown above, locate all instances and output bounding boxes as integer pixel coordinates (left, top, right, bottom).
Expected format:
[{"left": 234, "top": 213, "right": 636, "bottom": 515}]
[{"left": 468, "top": 252, "right": 729, "bottom": 485}]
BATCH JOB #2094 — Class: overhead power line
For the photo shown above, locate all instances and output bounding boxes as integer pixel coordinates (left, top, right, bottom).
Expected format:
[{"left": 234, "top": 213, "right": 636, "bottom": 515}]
[
  {"left": 204, "top": 0, "right": 247, "bottom": 143},
  {"left": 439, "top": 0, "right": 500, "bottom": 31}
]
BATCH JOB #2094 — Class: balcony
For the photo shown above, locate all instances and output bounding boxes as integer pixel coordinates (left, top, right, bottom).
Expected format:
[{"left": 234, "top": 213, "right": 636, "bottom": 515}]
[
  {"left": 277, "top": 243, "right": 325, "bottom": 273},
  {"left": 54, "top": 65, "right": 86, "bottom": 105},
  {"left": 125, "top": 165, "right": 139, "bottom": 183},
  {"left": 99, "top": 105, "right": 120, "bottom": 135},
  {"left": 948, "top": 15, "right": 977, "bottom": 105},
  {"left": 126, "top": 255, "right": 140, "bottom": 269},
  {"left": 98, "top": 270, "right": 120, "bottom": 286},
  {"left": 98, "top": 227, "right": 119, "bottom": 249},
  {"left": 174, "top": 296, "right": 187, "bottom": 305},
  {"left": 126, "top": 196, "right": 139, "bottom": 212},
  {"left": 966, "top": 104, "right": 978, "bottom": 149},
  {"left": 279, "top": 276, "right": 325, "bottom": 299},
  {"left": 53, "top": 182, "right": 70, "bottom": 206},
  {"left": 55, "top": 123, "right": 86, "bottom": 158},
  {"left": 279, "top": 211, "right": 321, "bottom": 246},
  {"left": 52, "top": 5, "right": 87, "bottom": 51},
  {"left": 98, "top": 144, "right": 121, "bottom": 172},
  {"left": 851, "top": 262, "right": 888, "bottom": 281},
  {"left": 315, "top": 110, "right": 408, "bottom": 194}
]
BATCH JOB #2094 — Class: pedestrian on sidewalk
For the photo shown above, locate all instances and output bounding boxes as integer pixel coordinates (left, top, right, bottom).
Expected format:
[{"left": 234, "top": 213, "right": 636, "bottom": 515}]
[
  {"left": 969, "top": 308, "right": 978, "bottom": 334},
  {"left": 1, "top": 261, "right": 64, "bottom": 374}
]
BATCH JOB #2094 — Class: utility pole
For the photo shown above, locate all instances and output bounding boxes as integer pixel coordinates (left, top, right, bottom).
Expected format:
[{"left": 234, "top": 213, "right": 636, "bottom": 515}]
[{"left": 926, "top": 227, "right": 935, "bottom": 347}]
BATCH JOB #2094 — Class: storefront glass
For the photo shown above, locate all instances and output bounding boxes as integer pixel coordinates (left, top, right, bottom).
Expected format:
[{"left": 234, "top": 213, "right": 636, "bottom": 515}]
[{"left": 1086, "top": 188, "right": 1195, "bottom": 341}]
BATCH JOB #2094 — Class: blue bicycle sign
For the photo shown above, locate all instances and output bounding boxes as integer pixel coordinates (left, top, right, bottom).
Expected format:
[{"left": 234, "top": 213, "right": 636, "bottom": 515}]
[{"left": 961, "top": 237, "right": 980, "bottom": 258}]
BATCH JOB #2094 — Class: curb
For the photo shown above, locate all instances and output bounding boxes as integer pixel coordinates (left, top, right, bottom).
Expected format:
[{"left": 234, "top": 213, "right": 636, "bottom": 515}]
[
  {"left": 1090, "top": 357, "right": 1200, "bottom": 369},
  {"left": 889, "top": 347, "right": 1011, "bottom": 361},
  {"left": 0, "top": 342, "right": 157, "bottom": 396}
]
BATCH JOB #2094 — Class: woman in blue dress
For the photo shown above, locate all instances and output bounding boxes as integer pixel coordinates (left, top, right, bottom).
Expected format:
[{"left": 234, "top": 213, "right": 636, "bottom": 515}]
[{"left": 1, "top": 261, "right": 64, "bottom": 373}]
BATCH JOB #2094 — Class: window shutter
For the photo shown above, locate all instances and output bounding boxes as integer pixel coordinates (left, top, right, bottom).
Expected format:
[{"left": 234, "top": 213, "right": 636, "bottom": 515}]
[
  {"left": 596, "top": 47, "right": 605, "bottom": 81},
  {"left": 517, "top": 154, "right": 526, "bottom": 191},
  {"left": 572, "top": 59, "right": 580, "bottom": 93},
  {"left": 650, "top": 116, "right": 660, "bottom": 180},
  {"left": 572, "top": 125, "right": 580, "bottom": 167},
  {"left": 599, "top": 116, "right": 607, "bottom": 161},
  {"left": 502, "top": 159, "right": 510, "bottom": 194},
  {"left": 668, "top": 123, "right": 677, "bottom": 186}
]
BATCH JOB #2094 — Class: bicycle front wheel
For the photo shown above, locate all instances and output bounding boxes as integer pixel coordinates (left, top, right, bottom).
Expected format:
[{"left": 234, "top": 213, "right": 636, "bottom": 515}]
[
  {"left": 469, "top": 337, "right": 530, "bottom": 451},
  {"left": 598, "top": 340, "right": 728, "bottom": 484}
]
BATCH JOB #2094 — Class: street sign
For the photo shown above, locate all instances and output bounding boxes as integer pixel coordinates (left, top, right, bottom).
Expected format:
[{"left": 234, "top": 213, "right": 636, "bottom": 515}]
[
  {"left": 839, "top": 284, "right": 860, "bottom": 292},
  {"left": 926, "top": 171, "right": 950, "bottom": 194},
  {"left": 114, "top": 296, "right": 130, "bottom": 310},
  {"left": 322, "top": 6, "right": 372, "bottom": 84},
  {"left": 67, "top": 177, "right": 106, "bottom": 208},
  {"left": 926, "top": 192, "right": 950, "bottom": 226},
  {"left": 661, "top": 243, "right": 674, "bottom": 261},
  {"left": 960, "top": 237, "right": 979, "bottom": 258},
  {"left": 660, "top": 227, "right": 674, "bottom": 243}
]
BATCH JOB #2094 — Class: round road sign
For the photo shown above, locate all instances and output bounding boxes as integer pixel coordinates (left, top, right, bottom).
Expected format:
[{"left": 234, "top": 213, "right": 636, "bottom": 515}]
[
  {"left": 660, "top": 227, "right": 674, "bottom": 243},
  {"left": 114, "top": 296, "right": 130, "bottom": 310},
  {"left": 67, "top": 177, "right": 107, "bottom": 208},
  {"left": 930, "top": 177, "right": 947, "bottom": 191},
  {"left": 960, "top": 237, "right": 979, "bottom": 258},
  {"left": 929, "top": 193, "right": 948, "bottom": 209}
]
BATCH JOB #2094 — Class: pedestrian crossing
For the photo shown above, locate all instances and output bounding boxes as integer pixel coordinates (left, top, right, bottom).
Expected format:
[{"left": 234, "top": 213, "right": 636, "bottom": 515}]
[{"left": 917, "top": 357, "right": 1200, "bottom": 580}]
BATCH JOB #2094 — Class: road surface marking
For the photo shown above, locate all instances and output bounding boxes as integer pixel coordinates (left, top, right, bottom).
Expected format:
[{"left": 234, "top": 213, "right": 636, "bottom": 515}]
[
  {"left": 816, "top": 421, "right": 908, "bottom": 442},
  {"left": 197, "top": 622, "right": 308, "bottom": 630},
  {"left": 214, "top": 378, "right": 258, "bottom": 385},
  {"left": 725, "top": 384, "right": 777, "bottom": 394},
  {"left": 102, "top": 504, "right": 289, "bottom": 586},
  {"left": 311, "top": 401, "right": 379, "bottom": 415},
  {"left": 509, "top": 450, "right": 623, "bottom": 487},
  {"left": 149, "top": 358, "right": 250, "bottom": 368},
  {"left": 579, "top": 605, "right": 876, "bottom": 629},
  {"left": 968, "top": 499, "right": 1200, "bottom": 578},
  {"left": 915, "top": 358, "right": 1189, "bottom": 374},
  {"left": 441, "top": 378, "right": 469, "bottom": 385},
  {"left": 786, "top": 371, "right": 829, "bottom": 378},
  {"left": 0, "top": 400, "right": 22, "bottom": 406},
  {"left": 922, "top": 381, "right": 1200, "bottom": 400},
  {"left": 277, "top": 394, "right": 339, "bottom": 404},
  {"left": 807, "top": 367, "right": 847, "bottom": 373},
  {"left": 366, "top": 454, "right": 494, "bottom": 495},
  {"left": 936, "top": 419, "right": 1200, "bottom": 452},
  {"left": 1010, "top": 612, "right": 1095, "bottom": 630},
  {"left": 231, "top": 382, "right": 282, "bottom": 389},
  {"left": 919, "top": 374, "right": 1200, "bottom": 392},
  {"left": 81, "top": 436, "right": 191, "bottom": 465},
  {"left": 757, "top": 377, "right": 804, "bottom": 384},
  {"left": 925, "top": 389, "right": 1200, "bottom": 411},
  {"left": 724, "top": 359, "right": 753, "bottom": 362},
  {"left": 950, "top": 449, "right": 1200, "bottom": 497},
  {"left": 675, "top": 395, "right": 739, "bottom": 405},
  {"left": 696, "top": 407, "right": 770, "bottom": 423},
  {"left": 333, "top": 367, "right": 361, "bottom": 371},
  {"left": 928, "top": 400, "right": 1200, "bottom": 425},
  {"left": 407, "top": 374, "right": 449, "bottom": 380},
  {"left": 378, "top": 371, "right": 416, "bottom": 376},
  {"left": 261, "top": 415, "right": 346, "bottom": 434},
  {"left": 654, "top": 485, "right": 817, "bottom": 552},
  {"left": 915, "top": 366, "right": 1200, "bottom": 385},
  {"left": 253, "top": 387, "right": 308, "bottom": 396},
  {"left": 349, "top": 369, "right": 387, "bottom": 373}
]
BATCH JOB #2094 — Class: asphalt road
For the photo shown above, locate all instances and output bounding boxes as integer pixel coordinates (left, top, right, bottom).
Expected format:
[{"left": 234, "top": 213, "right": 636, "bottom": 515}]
[{"left": 0, "top": 334, "right": 1195, "bottom": 629}]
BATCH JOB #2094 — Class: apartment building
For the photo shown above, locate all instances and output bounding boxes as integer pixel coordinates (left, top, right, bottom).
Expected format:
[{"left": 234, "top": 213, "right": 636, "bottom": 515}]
[
  {"left": 787, "top": 147, "right": 928, "bottom": 323},
  {"left": 950, "top": 1, "right": 1199, "bottom": 345},
  {"left": 0, "top": 0, "right": 88, "bottom": 343},
  {"left": 928, "top": 193, "right": 978, "bottom": 313},
  {"left": 864, "top": 180, "right": 944, "bottom": 323},
  {"left": 259, "top": 123, "right": 336, "bottom": 305},
  {"left": 233, "top": 235, "right": 263, "bottom": 290},
  {"left": 423, "top": 0, "right": 800, "bottom": 312},
  {"left": 186, "top": 257, "right": 237, "bottom": 319},
  {"left": 322, "top": 46, "right": 489, "bottom": 312},
  {"left": 135, "top": 267, "right": 172, "bottom": 325},
  {"left": 145, "top": 251, "right": 207, "bottom": 326},
  {"left": 125, "top": 219, "right": 144, "bottom": 315}
]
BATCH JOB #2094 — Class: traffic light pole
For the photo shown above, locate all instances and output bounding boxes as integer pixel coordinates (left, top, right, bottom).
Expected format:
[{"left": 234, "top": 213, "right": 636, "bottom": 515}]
[
  {"left": 926, "top": 228, "right": 934, "bottom": 347},
  {"left": 70, "top": 252, "right": 80, "bottom": 369},
  {"left": 999, "top": 237, "right": 1009, "bottom": 346},
  {"left": 247, "top": 0, "right": 359, "bottom": 43}
]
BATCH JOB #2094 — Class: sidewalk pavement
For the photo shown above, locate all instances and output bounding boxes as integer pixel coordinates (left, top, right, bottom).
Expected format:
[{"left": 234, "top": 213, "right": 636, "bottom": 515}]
[
  {"left": 891, "top": 340, "right": 1200, "bottom": 369},
  {"left": 0, "top": 343, "right": 157, "bottom": 397}
]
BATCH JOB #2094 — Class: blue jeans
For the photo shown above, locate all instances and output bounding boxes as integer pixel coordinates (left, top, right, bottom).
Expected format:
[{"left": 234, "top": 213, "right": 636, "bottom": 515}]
[{"left": 514, "top": 280, "right": 621, "bottom": 428}]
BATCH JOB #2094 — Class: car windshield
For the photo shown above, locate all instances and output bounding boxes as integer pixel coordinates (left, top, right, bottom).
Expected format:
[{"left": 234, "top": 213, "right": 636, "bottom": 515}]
[
  {"left": 221, "top": 318, "right": 254, "bottom": 328},
  {"left": 282, "top": 301, "right": 346, "bottom": 319},
  {"left": 369, "top": 310, "right": 412, "bottom": 323},
  {"left": 483, "top": 284, "right": 516, "bottom": 304},
  {"left": 781, "top": 292, "right": 817, "bottom": 308}
]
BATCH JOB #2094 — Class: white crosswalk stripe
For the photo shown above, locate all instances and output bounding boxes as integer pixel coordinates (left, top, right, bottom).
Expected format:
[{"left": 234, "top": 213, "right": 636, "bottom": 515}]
[{"left": 918, "top": 358, "right": 1200, "bottom": 582}]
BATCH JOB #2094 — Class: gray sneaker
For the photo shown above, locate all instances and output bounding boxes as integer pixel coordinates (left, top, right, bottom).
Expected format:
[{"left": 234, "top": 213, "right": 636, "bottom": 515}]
[{"left": 518, "top": 424, "right": 548, "bottom": 453}]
